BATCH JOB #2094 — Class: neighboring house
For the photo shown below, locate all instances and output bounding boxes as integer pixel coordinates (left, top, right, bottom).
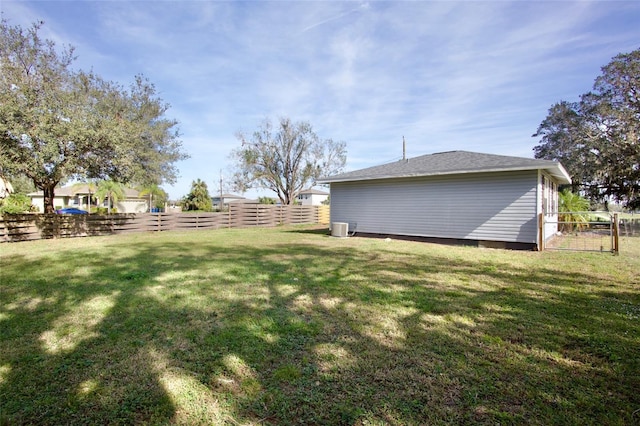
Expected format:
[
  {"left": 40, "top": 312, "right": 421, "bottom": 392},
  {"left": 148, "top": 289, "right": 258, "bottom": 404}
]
[
  {"left": 0, "top": 175, "right": 13, "bottom": 199},
  {"left": 211, "top": 193, "right": 246, "bottom": 210},
  {"left": 296, "top": 188, "right": 329, "bottom": 206},
  {"left": 116, "top": 188, "right": 151, "bottom": 213},
  {"left": 318, "top": 150, "right": 571, "bottom": 250},
  {"left": 29, "top": 184, "right": 148, "bottom": 213}
]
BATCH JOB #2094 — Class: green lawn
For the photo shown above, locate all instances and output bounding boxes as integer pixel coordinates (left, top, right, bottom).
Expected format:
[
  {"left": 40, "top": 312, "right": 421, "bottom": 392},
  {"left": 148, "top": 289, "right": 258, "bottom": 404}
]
[{"left": 1, "top": 227, "right": 639, "bottom": 425}]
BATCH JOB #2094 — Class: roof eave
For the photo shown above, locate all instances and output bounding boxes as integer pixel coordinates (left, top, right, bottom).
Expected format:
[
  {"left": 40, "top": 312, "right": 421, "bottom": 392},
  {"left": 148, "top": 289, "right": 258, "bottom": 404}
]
[
  {"left": 318, "top": 164, "right": 572, "bottom": 185},
  {"left": 547, "top": 163, "right": 572, "bottom": 185}
]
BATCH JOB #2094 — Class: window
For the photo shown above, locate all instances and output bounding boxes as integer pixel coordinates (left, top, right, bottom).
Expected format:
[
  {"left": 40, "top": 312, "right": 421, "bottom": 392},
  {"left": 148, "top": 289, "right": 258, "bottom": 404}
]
[{"left": 542, "top": 175, "right": 557, "bottom": 215}]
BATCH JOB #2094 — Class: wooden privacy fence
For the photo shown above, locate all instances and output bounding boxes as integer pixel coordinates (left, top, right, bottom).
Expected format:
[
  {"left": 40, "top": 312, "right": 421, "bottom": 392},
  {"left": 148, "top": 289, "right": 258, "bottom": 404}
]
[{"left": 0, "top": 204, "right": 330, "bottom": 243}]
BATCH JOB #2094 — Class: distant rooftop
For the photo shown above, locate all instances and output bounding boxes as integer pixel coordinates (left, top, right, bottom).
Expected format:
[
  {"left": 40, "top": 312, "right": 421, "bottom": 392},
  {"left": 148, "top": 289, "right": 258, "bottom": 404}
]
[
  {"left": 212, "top": 193, "right": 245, "bottom": 200},
  {"left": 298, "top": 188, "right": 329, "bottom": 195},
  {"left": 28, "top": 184, "right": 142, "bottom": 198}
]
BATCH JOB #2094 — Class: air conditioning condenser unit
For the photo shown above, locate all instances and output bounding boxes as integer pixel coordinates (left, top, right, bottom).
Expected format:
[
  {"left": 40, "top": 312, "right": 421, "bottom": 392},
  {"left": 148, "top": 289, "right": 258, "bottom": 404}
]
[{"left": 331, "top": 222, "right": 348, "bottom": 238}]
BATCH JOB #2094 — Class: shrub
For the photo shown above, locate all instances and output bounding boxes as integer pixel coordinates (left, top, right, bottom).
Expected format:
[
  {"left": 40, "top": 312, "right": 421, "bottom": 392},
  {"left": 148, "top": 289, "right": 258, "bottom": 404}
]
[
  {"left": 258, "top": 196, "right": 276, "bottom": 205},
  {"left": 96, "top": 207, "right": 117, "bottom": 215},
  {"left": 0, "top": 193, "right": 35, "bottom": 214}
]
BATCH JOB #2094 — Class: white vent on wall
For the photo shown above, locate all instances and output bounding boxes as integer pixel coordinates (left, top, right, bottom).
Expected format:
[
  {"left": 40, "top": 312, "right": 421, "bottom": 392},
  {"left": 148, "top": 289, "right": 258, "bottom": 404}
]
[{"left": 331, "top": 222, "right": 348, "bottom": 238}]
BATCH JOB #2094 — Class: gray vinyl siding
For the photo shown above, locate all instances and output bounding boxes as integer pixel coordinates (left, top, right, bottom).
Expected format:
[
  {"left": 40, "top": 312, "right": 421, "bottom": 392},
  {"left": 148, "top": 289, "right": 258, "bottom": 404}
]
[{"left": 330, "top": 170, "right": 539, "bottom": 244}]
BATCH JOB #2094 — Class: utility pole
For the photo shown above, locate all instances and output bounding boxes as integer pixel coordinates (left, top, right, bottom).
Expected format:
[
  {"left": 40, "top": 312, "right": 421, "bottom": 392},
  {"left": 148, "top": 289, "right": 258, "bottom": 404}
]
[{"left": 219, "top": 170, "right": 224, "bottom": 212}]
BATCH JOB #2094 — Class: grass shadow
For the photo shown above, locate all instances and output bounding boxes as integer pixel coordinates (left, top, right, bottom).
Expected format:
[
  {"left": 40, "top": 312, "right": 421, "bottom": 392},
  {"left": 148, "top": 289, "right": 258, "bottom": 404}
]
[{"left": 1, "top": 229, "right": 638, "bottom": 424}]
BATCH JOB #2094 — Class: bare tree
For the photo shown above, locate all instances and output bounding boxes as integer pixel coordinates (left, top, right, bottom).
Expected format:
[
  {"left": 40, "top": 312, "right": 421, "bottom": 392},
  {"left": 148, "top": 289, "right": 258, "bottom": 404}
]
[{"left": 230, "top": 117, "right": 346, "bottom": 205}]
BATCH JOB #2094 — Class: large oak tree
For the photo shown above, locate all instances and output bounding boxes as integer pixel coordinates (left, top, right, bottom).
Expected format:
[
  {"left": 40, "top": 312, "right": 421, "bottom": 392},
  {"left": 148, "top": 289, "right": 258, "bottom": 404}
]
[
  {"left": 533, "top": 48, "right": 640, "bottom": 208},
  {"left": 0, "top": 19, "right": 187, "bottom": 213},
  {"left": 230, "top": 117, "right": 346, "bottom": 205}
]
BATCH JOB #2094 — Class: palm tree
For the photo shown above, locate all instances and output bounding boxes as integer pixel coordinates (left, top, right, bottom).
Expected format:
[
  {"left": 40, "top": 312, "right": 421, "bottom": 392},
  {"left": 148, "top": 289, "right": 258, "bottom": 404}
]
[
  {"left": 138, "top": 183, "right": 167, "bottom": 212},
  {"left": 72, "top": 180, "right": 97, "bottom": 212},
  {"left": 558, "top": 189, "right": 590, "bottom": 232},
  {"left": 96, "top": 180, "right": 125, "bottom": 215}
]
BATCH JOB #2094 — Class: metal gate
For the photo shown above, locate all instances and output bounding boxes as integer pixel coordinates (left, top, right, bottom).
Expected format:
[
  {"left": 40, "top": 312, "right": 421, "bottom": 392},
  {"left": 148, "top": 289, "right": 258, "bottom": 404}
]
[{"left": 542, "top": 212, "right": 619, "bottom": 254}]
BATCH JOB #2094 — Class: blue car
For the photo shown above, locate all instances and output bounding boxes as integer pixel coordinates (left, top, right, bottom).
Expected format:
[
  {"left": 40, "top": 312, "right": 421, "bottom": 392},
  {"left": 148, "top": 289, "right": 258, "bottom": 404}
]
[{"left": 55, "top": 208, "right": 88, "bottom": 215}]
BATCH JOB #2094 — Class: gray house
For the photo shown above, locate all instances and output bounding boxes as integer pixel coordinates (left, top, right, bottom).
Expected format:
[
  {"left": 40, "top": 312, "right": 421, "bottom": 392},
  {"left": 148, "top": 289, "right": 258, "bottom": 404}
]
[
  {"left": 211, "top": 193, "right": 246, "bottom": 210},
  {"left": 318, "top": 151, "right": 571, "bottom": 250}
]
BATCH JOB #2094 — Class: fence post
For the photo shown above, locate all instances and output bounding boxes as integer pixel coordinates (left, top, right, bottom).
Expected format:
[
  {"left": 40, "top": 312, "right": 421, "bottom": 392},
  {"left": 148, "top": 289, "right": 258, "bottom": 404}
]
[
  {"left": 538, "top": 213, "right": 544, "bottom": 251},
  {"left": 612, "top": 213, "right": 619, "bottom": 255}
]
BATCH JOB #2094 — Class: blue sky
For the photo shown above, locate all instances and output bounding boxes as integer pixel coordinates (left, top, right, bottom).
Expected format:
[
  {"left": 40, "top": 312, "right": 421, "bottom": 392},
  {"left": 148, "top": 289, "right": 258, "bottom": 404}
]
[{"left": 2, "top": 1, "right": 639, "bottom": 200}]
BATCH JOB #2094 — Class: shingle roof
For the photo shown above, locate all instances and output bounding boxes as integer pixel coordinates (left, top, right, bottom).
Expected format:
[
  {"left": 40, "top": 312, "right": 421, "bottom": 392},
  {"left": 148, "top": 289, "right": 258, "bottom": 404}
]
[{"left": 318, "top": 151, "right": 571, "bottom": 184}]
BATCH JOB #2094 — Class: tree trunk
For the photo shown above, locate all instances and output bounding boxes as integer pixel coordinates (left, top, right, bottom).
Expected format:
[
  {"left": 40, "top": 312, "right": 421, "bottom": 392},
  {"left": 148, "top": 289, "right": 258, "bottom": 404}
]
[
  {"left": 43, "top": 184, "right": 56, "bottom": 214},
  {"left": 283, "top": 189, "right": 293, "bottom": 205}
]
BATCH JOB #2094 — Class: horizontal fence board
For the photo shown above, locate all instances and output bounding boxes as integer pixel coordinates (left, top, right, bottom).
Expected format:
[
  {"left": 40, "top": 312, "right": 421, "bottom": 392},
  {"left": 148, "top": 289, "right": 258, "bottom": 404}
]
[{"left": 0, "top": 205, "right": 326, "bottom": 242}]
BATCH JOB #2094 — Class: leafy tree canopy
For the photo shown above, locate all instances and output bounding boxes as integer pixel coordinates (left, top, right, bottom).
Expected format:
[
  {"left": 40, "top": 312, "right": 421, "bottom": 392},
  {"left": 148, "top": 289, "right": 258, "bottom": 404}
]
[
  {"left": 533, "top": 48, "right": 640, "bottom": 208},
  {"left": 0, "top": 19, "right": 188, "bottom": 213},
  {"left": 7, "top": 174, "right": 37, "bottom": 194},
  {"left": 230, "top": 117, "right": 346, "bottom": 205}
]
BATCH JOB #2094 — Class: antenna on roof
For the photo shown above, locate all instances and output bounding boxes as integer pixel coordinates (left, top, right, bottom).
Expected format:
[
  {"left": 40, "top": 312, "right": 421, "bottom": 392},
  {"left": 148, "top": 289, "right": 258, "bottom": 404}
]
[{"left": 402, "top": 136, "right": 406, "bottom": 161}]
